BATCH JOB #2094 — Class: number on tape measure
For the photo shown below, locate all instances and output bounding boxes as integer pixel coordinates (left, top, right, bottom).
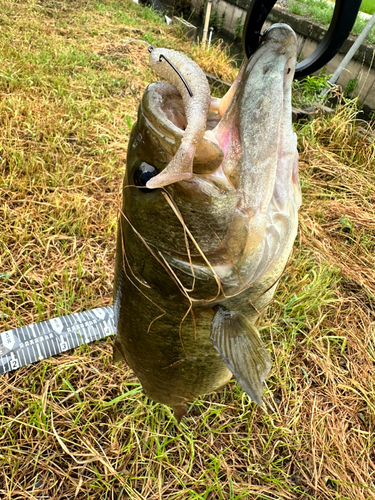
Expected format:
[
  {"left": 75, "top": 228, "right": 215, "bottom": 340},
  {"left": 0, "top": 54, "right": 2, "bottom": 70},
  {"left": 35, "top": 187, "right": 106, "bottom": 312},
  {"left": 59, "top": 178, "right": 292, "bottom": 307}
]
[{"left": 0, "top": 306, "right": 115, "bottom": 374}]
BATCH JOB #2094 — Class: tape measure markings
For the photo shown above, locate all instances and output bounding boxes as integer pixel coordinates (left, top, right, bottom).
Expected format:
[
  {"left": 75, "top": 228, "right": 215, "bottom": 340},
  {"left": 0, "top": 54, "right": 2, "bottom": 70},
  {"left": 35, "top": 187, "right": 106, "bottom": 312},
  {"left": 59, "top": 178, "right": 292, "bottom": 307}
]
[
  {"left": 18, "top": 344, "right": 26, "bottom": 368},
  {"left": 35, "top": 342, "right": 43, "bottom": 362},
  {"left": 0, "top": 305, "right": 115, "bottom": 375},
  {"left": 38, "top": 322, "right": 49, "bottom": 358},
  {"left": 66, "top": 318, "right": 75, "bottom": 352}
]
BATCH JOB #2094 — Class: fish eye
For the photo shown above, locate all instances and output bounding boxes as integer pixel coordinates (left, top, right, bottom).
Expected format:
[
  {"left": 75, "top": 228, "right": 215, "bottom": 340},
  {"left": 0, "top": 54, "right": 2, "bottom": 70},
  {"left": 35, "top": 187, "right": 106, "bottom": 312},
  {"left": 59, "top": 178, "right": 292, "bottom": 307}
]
[{"left": 133, "top": 162, "right": 158, "bottom": 192}]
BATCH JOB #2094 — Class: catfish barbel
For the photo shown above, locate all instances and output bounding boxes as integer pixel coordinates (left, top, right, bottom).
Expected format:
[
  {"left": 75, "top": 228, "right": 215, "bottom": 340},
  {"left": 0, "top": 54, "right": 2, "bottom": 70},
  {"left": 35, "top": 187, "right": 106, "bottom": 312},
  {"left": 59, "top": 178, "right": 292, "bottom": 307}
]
[{"left": 113, "top": 24, "right": 302, "bottom": 422}]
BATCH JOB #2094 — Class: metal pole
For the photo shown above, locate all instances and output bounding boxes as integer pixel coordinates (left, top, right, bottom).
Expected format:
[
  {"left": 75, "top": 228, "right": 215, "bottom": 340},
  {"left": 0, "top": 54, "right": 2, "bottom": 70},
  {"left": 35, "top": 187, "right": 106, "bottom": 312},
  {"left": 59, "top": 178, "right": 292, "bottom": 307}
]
[
  {"left": 208, "top": 27, "right": 214, "bottom": 46},
  {"left": 321, "top": 12, "right": 375, "bottom": 95},
  {"left": 202, "top": 0, "right": 213, "bottom": 46}
]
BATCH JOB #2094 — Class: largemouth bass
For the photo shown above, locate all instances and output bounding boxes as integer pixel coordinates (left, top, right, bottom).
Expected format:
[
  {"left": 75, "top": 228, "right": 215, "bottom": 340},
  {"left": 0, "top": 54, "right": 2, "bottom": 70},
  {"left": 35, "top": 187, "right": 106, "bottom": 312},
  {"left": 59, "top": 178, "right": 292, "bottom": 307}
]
[{"left": 113, "top": 24, "right": 302, "bottom": 422}]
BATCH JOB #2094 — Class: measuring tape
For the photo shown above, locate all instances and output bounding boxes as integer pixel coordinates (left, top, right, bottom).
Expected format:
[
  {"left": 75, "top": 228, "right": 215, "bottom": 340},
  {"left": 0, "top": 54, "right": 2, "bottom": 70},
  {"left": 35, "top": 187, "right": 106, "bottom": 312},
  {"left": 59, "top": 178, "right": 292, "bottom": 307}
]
[{"left": 0, "top": 306, "right": 115, "bottom": 375}]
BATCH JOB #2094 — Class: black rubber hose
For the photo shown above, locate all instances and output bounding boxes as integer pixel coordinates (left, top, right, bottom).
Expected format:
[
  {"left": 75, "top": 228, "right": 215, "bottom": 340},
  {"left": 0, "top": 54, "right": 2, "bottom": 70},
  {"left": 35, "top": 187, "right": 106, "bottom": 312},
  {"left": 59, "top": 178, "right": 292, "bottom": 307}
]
[{"left": 242, "top": 0, "right": 362, "bottom": 79}]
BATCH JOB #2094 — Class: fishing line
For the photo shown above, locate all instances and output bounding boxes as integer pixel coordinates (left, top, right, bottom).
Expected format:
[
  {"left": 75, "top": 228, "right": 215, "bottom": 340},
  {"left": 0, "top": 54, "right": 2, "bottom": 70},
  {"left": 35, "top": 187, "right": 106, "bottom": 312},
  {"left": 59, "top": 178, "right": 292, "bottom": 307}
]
[
  {"left": 148, "top": 45, "right": 194, "bottom": 97},
  {"left": 0, "top": 306, "right": 115, "bottom": 374}
]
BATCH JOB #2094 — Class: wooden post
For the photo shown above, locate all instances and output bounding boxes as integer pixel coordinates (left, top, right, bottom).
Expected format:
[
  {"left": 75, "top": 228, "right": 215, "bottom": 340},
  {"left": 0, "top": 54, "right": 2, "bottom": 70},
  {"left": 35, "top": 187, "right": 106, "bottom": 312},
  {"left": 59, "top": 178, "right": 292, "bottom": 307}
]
[{"left": 202, "top": 0, "right": 213, "bottom": 46}]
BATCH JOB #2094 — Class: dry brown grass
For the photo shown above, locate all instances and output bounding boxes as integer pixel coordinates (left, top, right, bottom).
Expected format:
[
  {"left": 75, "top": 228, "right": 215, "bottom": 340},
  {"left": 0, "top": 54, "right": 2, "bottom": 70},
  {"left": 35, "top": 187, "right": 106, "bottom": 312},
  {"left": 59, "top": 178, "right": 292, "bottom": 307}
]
[
  {"left": 271, "top": 105, "right": 375, "bottom": 498},
  {"left": 0, "top": 0, "right": 375, "bottom": 499}
]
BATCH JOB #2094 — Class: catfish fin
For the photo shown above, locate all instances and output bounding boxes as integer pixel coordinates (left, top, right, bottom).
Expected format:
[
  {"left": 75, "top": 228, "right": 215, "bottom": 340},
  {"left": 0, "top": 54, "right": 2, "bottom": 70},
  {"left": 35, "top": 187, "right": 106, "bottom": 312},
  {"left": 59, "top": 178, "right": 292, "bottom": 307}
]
[{"left": 210, "top": 307, "right": 272, "bottom": 406}]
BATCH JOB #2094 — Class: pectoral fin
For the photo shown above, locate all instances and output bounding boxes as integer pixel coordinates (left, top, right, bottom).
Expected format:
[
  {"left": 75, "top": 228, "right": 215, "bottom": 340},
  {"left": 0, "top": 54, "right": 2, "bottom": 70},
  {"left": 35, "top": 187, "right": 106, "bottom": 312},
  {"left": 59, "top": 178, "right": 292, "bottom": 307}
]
[{"left": 210, "top": 307, "right": 272, "bottom": 406}]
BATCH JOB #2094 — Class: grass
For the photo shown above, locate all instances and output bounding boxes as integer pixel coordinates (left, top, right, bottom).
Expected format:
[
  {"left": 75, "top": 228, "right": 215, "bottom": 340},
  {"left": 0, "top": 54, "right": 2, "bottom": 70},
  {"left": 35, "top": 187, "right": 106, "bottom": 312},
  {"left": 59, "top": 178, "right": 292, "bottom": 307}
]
[
  {"left": 359, "top": 0, "right": 375, "bottom": 15},
  {"left": 326, "top": 0, "right": 375, "bottom": 14},
  {"left": 292, "top": 74, "right": 331, "bottom": 108},
  {"left": 0, "top": 0, "right": 375, "bottom": 499},
  {"left": 288, "top": 0, "right": 375, "bottom": 44}
]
